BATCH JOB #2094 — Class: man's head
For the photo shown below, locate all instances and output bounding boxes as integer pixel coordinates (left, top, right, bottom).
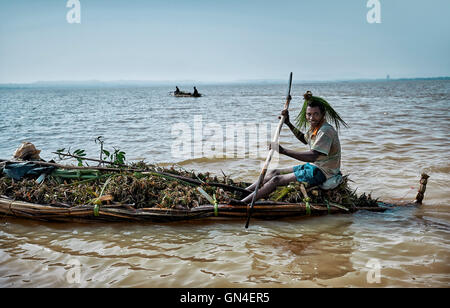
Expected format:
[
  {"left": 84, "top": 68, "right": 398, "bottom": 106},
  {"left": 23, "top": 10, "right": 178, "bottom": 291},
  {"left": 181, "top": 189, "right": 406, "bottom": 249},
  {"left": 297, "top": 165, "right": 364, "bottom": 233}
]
[
  {"left": 306, "top": 100, "right": 325, "bottom": 129},
  {"left": 296, "top": 90, "right": 348, "bottom": 131}
]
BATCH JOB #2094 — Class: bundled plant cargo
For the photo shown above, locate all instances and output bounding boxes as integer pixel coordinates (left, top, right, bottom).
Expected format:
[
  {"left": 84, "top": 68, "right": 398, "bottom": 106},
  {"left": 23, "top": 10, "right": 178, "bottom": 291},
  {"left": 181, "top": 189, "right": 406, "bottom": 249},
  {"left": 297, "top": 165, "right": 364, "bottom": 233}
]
[
  {"left": 0, "top": 142, "right": 429, "bottom": 223},
  {"left": 0, "top": 164, "right": 242, "bottom": 208}
]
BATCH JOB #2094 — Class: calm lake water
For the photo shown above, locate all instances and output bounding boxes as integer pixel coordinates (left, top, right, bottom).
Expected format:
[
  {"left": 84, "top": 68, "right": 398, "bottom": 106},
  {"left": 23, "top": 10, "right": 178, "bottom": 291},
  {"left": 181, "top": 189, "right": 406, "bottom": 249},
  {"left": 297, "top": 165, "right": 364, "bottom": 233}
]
[{"left": 0, "top": 80, "right": 449, "bottom": 287}]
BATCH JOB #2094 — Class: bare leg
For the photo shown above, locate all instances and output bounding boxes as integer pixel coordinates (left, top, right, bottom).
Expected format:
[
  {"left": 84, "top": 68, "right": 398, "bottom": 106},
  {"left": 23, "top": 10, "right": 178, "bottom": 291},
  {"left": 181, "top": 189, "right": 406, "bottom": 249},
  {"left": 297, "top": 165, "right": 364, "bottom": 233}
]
[
  {"left": 245, "top": 167, "right": 294, "bottom": 192},
  {"left": 242, "top": 172, "right": 297, "bottom": 203}
]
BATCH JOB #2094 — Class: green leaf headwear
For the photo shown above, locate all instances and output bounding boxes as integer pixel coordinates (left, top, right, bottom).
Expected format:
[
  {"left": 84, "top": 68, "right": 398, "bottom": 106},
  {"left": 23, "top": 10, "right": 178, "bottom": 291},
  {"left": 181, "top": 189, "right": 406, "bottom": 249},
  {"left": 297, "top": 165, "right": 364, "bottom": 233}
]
[{"left": 295, "top": 91, "right": 348, "bottom": 132}]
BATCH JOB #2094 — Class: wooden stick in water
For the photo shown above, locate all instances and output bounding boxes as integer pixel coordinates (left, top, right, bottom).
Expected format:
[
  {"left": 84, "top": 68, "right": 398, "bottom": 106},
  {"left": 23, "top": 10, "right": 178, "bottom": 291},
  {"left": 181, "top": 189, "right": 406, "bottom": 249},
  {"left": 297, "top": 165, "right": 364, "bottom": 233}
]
[{"left": 415, "top": 173, "right": 430, "bottom": 204}]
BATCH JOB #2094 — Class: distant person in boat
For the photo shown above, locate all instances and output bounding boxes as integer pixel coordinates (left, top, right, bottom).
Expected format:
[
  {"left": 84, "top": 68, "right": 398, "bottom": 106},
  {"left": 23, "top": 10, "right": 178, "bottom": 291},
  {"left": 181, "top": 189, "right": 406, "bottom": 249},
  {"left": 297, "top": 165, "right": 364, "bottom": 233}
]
[
  {"left": 174, "top": 86, "right": 181, "bottom": 95},
  {"left": 193, "top": 86, "right": 199, "bottom": 97},
  {"left": 241, "top": 91, "right": 348, "bottom": 204}
]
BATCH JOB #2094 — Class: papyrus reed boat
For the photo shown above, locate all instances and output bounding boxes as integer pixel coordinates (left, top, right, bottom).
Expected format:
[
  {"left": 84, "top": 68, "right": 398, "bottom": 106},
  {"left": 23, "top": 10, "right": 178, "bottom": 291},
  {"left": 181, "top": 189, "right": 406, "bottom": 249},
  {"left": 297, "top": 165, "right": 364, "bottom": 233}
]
[{"left": 0, "top": 158, "right": 429, "bottom": 223}]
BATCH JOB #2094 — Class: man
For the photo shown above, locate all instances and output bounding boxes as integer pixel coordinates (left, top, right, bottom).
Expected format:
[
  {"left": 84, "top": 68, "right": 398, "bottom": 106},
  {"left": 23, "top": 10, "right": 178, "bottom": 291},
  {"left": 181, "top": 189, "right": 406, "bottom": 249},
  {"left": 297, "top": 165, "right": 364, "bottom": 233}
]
[
  {"left": 193, "top": 86, "right": 200, "bottom": 97},
  {"left": 242, "top": 91, "right": 346, "bottom": 203}
]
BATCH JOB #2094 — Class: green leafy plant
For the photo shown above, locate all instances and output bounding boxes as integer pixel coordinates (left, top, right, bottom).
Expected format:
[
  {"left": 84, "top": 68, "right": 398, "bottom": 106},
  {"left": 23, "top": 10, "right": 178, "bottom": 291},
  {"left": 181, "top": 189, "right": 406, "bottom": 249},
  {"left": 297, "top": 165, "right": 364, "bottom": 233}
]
[
  {"left": 55, "top": 147, "right": 88, "bottom": 166},
  {"left": 55, "top": 137, "right": 126, "bottom": 168},
  {"left": 73, "top": 149, "right": 87, "bottom": 166},
  {"left": 112, "top": 147, "right": 126, "bottom": 165},
  {"left": 94, "top": 136, "right": 126, "bottom": 167}
]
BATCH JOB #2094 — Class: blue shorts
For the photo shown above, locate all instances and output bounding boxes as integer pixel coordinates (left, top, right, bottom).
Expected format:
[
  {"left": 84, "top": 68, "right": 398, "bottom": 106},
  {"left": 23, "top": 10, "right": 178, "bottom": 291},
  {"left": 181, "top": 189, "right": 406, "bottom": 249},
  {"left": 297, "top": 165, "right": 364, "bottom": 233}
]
[{"left": 292, "top": 163, "right": 326, "bottom": 186}]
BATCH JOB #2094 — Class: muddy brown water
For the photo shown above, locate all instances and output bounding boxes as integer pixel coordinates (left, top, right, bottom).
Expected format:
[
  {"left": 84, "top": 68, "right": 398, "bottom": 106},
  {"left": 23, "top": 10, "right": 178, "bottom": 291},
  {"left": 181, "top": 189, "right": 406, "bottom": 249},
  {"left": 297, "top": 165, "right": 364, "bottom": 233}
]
[{"left": 0, "top": 80, "right": 449, "bottom": 287}]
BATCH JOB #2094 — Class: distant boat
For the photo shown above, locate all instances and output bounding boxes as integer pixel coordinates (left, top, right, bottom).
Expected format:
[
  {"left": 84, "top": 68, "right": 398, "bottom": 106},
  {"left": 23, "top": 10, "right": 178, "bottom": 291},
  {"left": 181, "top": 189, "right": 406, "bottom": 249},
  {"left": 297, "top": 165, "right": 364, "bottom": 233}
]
[
  {"left": 173, "top": 87, "right": 202, "bottom": 97},
  {"left": 173, "top": 92, "right": 202, "bottom": 98}
]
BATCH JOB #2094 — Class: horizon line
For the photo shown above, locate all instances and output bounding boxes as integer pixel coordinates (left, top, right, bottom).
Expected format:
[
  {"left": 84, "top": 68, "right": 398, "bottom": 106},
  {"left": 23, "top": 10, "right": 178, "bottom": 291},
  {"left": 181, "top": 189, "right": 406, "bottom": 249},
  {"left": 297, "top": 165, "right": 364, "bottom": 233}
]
[{"left": 0, "top": 76, "right": 449, "bottom": 87}]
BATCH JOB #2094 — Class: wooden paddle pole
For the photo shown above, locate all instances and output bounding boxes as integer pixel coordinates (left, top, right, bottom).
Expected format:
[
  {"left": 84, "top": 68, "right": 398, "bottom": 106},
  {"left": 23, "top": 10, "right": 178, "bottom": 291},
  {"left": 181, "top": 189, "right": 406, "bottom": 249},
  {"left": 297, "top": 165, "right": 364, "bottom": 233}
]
[{"left": 245, "top": 72, "right": 293, "bottom": 228}]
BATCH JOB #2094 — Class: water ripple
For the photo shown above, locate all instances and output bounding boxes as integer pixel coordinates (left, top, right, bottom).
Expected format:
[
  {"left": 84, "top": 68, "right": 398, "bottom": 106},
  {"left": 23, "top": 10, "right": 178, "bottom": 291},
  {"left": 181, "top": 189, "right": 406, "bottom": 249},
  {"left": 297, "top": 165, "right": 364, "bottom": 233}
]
[{"left": 1, "top": 81, "right": 450, "bottom": 287}]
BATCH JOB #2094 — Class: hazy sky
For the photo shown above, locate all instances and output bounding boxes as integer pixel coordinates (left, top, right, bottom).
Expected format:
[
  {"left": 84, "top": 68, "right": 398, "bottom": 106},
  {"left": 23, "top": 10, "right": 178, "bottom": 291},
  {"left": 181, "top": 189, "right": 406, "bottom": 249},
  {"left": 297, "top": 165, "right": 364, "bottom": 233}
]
[{"left": 0, "top": 0, "right": 449, "bottom": 83}]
